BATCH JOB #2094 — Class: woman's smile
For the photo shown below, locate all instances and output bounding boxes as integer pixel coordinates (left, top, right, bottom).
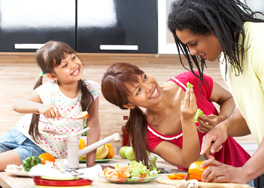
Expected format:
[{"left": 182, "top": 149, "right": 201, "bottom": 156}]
[{"left": 150, "top": 87, "right": 160, "bottom": 99}]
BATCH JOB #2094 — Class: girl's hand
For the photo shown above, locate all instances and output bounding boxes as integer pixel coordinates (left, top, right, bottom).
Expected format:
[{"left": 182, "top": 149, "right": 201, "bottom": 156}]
[
  {"left": 181, "top": 88, "right": 197, "bottom": 122},
  {"left": 38, "top": 105, "right": 61, "bottom": 118},
  {"left": 198, "top": 114, "right": 227, "bottom": 133}
]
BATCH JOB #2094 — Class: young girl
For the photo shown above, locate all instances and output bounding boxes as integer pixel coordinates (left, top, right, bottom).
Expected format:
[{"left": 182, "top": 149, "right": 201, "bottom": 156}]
[
  {"left": 101, "top": 62, "right": 250, "bottom": 169},
  {"left": 0, "top": 41, "right": 100, "bottom": 171},
  {"left": 168, "top": 0, "right": 264, "bottom": 184}
]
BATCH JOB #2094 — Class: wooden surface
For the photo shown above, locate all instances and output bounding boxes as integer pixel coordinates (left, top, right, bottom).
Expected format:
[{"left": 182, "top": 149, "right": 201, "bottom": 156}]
[
  {"left": 157, "top": 176, "right": 252, "bottom": 188},
  {"left": 0, "top": 53, "right": 257, "bottom": 153},
  {"left": 0, "top": 172, "right": 177, "bottom": 188}
]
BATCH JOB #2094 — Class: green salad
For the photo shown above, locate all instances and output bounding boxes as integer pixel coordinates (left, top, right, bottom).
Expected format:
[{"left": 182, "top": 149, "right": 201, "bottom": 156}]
[{"left": 103, "top": 157, "right": 159, "bottom": 183}]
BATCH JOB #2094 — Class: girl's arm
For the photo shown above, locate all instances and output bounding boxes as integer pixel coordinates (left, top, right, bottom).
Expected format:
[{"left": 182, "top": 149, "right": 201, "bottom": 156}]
[
  {"left": 12, "top": 91, "right": 60, "bottom": 118},
  {"left": 198, "top": 81, "right": 235, "bottom": 133},
  {"left": 85, "top": 97, "right": 100, "bottom": 167},
  {"left": 152, "top": 88, "right": 200, "bottom": 168}
]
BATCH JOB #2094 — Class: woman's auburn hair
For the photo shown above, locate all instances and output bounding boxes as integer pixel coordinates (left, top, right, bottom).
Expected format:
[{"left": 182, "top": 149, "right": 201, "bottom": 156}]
[{"left": 101, "top": 62, "right": 150, "bottom": 166}]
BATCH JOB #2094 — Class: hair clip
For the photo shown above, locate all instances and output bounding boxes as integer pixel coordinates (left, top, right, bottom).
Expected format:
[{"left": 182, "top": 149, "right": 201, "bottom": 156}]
[{"left": 40, "top": 71, "right": 45, "bottom": 77}]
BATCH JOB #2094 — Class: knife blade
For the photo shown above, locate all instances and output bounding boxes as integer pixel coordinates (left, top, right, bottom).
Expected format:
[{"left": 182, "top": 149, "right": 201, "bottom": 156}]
[
  {"left": 198, "top": 141, "right": 214, "bottom": 161},
  {"left": 184, "top": 173, "right": 190, "bottom": 180}
]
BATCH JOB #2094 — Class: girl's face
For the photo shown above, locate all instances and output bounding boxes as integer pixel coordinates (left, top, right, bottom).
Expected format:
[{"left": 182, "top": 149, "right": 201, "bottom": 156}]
[
  {"left": 175, "top": 29, "right": 222, "bottom": 61},
  {"left": 124, "top": 73, "right": 163, "bottom": 109},
  {"left": 52, "top": 53, "right": 83, "bottom": 84}
]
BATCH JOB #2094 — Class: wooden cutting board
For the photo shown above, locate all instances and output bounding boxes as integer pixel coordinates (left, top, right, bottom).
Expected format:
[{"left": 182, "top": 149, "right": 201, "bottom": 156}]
[{"left": 157, "top": 176, "right": 251, "bottom": 188}]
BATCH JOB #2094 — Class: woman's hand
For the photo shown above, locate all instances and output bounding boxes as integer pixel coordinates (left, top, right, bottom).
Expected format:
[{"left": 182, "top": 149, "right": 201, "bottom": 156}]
[
  {"left": 181, "top": 88, "right": 197, "bottom": 122},
  {"left": 201, "top": 158, "right": 245, "bottom": 184},
  {"left": 198, "top": 114, "right": 227, "bottom": 133},
  {"left": 38, "top": 104, "right": 61, "bottom": 118}
]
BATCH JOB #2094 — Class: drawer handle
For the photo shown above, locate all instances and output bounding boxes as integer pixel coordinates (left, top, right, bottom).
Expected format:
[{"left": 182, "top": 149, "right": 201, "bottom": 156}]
[
  {"left": 100, "top": 45, "right": 138, "bottom": 51},
  {"left": 14, "top": 43, "right": 44, "bottom": 50}
]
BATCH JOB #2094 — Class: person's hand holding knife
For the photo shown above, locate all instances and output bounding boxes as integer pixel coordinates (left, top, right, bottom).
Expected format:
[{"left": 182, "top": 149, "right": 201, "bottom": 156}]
[{"left": 199, "top": 120, "right": 236, "bottom": 183}]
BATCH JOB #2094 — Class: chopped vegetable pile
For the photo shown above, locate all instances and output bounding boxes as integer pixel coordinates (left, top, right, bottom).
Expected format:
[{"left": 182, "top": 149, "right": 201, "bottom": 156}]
[{"left": 103, "top": 160, "right": 158, "bottom": 182}]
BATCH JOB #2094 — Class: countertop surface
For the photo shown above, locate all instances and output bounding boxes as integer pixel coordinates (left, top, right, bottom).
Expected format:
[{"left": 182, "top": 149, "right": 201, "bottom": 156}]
[{"left": 0, "top": 155, "right": 182, "bottom": 188}]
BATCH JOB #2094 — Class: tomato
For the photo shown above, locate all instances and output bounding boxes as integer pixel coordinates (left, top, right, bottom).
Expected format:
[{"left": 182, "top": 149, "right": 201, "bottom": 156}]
[
  {"left": 188, "top": 161, "right": 210, "bottom": 181},
  {"left": 140, "top": 173, "right": 146, "bottom": 178},
  {"left": 39, "top": 153, "right": 56, "bottom": 165}
]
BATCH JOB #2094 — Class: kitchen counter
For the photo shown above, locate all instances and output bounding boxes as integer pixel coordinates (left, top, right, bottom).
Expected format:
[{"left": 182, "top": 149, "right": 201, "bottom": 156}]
[
  {"left": 0, "top": 172, "right": 174, "bottom": 188},
  {"left": 0, "top": 156, "right": 182, "bottom": 188}
]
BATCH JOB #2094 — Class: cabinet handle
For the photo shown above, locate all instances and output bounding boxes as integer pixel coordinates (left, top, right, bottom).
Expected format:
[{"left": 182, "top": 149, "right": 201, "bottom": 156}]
[
  {"left": 100, "top": 45, "right": 138, "bottom": 51},
  {"left": 14, "top": 43, "right": 44, "bottom": 50}
]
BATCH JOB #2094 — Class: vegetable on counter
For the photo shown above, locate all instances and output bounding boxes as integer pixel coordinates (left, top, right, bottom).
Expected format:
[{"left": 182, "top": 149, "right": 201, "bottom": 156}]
[
  {"left": 39, "top": 153, "right": 56, "bottom": 165},
  {"left": 103, "top": 160, "right": 158, "bottom": 181},
  {"left": 22, "top": 156, "right": 42, "bottom": 172},
  {"left": 188, "top": 161, "right": 210, "bottom": 181},
  {"left": 167, "top": 173, "right": 187, "bottom": 180}
]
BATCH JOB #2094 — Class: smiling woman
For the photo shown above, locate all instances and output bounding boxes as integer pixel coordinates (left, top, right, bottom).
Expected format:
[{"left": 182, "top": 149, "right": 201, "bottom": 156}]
[{"left": 101, "top": 62, "right": 250, "bottom": 170}]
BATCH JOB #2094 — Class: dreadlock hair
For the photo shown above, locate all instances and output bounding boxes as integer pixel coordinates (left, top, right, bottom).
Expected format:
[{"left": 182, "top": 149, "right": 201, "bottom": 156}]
[
  {"left": 29, "top": 41, "right": 94, "bottom": 143},
  {"left": 101, "top": 62, "right": 150, "bottom": 166},
  {"left": 168, "top": 0, "right": 264, "bottom": 84}
]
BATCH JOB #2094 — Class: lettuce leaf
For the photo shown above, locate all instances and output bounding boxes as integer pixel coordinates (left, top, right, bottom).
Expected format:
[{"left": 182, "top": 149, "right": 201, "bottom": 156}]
[{"left": 194, "top": 109, "right": 204, "bottom": 123}]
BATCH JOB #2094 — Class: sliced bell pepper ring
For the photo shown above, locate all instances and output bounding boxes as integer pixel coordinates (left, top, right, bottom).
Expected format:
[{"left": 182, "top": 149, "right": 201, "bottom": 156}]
[{"left": 167, "top": 173, "right": 187, "bottom": 180}]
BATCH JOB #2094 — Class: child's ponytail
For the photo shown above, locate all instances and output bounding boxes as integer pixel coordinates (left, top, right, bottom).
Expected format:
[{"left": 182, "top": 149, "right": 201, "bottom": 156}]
[
  {"left": 126, "top": 106, "right": 149, "bottom": 166},
  {"left": 28, "top": 75, "right": 44, "bottom": 143},
  {"left": 78, "top": 80, "right": 94, "bottom": 112}
]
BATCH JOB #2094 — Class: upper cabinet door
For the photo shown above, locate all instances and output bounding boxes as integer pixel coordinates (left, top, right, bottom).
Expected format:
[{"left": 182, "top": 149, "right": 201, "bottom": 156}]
[
  {"left": 0, "top": 0, "right": 75, "bottom": 52},
  {"left": 77, "top": 0, "right": 158, "bottom": 53}
]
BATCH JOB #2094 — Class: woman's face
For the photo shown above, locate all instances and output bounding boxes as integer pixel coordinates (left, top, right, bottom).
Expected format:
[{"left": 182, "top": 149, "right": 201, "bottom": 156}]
[
  {"left": 176, "top": 28, "right": 222, "bottom": 61},
  {"left": 124, "top": 73, "right": 163, "bottom": 109}
]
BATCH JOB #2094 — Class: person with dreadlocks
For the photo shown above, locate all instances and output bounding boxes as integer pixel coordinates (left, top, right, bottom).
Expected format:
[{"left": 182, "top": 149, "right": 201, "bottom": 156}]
[
  {"left": 168, "top": 0, "right": 264, "bottom": 185},
  {"left": 0, "top": 41, "right": 100, "bottom": 171}
]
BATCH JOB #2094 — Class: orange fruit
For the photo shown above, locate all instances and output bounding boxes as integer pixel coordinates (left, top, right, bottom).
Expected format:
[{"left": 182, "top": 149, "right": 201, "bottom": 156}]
[
  {"left": 39, "top": 153, "right": 56, "bottom": 165},
  {"left": 104, "top": 143, "right": 115, "bottom": 159},
  {"left": 104, "top": 168, "right": 118, "bottom": 178},
  {"left": 75, "top": 111, "right": 89, "bottom": 119},
  {"left": 79, "top": 138, "right": 86, "bottom": 160},
  {"left": 79, "top": 138, "right": 86, "bottom": 150},
  {"left": 117, "top": 166, "right": 131, "bottom": 178}
]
